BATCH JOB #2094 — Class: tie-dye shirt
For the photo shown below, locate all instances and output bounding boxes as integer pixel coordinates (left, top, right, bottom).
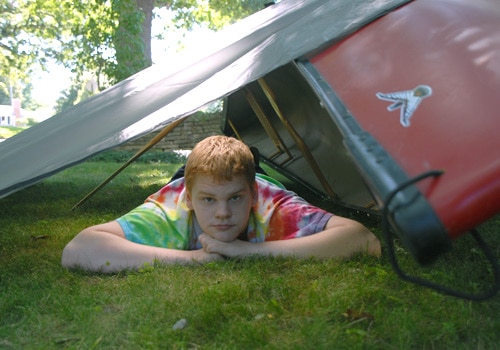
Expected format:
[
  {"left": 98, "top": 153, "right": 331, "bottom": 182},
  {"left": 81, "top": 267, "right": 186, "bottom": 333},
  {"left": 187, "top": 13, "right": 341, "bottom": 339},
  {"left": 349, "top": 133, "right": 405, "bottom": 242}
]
[{"left": 117, "top": 174, "right": 333, "bottom": 250}]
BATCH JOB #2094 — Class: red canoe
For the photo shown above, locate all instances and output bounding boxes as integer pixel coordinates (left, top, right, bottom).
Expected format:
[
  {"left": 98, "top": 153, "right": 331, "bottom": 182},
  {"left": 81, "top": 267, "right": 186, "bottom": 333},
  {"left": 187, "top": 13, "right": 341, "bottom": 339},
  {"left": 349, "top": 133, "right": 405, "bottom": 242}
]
[{"left": 225, "top": 0, "right": 500, "bottom": 265}]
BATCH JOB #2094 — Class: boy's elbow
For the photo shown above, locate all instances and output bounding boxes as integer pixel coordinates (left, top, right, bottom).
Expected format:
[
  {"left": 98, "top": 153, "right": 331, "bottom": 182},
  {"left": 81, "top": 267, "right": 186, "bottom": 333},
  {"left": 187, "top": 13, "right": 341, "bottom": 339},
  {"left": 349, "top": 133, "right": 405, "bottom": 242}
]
[
  {"left": 356, "top": 224, "right": 381, "bottom": 257},
  {"left": 61, "top": 239, "right": 79, "bottom": 269},
  {"left": 365, "top": 230, "right": 382, "bottom": 257},
  {"left": 344, "top": 219, "right": 382, "bottom": 257},
  {"left": 61, "top": 231, "right": 91, "bottom": 270}
]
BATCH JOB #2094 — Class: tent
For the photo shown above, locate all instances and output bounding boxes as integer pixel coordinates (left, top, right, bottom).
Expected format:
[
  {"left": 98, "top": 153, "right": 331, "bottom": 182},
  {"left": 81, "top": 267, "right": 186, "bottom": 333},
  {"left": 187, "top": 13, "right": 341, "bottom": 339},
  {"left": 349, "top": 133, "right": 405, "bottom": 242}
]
[
  {"left": 1, "top": 0, "right": 499, "bottom": 297},
  {"left": 0, "top": 0, "right": 410, "bottom": 199},
  {"left": 0, "top": 0, "right": 413, "bottom": 199}
]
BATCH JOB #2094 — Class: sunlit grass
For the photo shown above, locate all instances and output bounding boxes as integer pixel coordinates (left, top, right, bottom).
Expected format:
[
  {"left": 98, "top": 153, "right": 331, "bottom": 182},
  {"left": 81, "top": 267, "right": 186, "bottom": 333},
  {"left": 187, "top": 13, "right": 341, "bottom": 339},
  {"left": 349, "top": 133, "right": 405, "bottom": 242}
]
[
  {"left": 0, "top": 158, "right": 499, "bottom": 349},
  {"left": 0, "top": 126, "right": 27, "bottom": 139}
]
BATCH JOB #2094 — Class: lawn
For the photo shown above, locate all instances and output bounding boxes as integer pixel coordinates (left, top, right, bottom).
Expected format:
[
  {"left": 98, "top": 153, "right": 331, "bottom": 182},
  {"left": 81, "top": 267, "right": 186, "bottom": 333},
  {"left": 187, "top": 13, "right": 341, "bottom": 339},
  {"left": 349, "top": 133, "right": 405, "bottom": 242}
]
[
  {"left": 0, "top": 126, "right": 27, "bottom": 139},
  {"left": 0, "top": 153, "right": 499, "bottom": 349}
]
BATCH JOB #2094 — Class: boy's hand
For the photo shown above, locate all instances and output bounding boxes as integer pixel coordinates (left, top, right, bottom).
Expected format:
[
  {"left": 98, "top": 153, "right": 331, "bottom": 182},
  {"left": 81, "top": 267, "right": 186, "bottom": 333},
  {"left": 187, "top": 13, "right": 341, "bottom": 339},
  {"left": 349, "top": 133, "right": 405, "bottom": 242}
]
[
  {"left": 190, "top": 248, "right": 225, "bottom": 264},
  {"left": 199, "top": 233, "right": 257, "bottom": 258}
]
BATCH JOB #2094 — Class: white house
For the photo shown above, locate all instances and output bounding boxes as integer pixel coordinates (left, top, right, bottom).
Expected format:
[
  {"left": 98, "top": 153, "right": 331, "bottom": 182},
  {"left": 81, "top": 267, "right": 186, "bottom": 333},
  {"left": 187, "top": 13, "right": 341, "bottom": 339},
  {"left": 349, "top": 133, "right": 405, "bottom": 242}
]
[{"left": 0, "top": 99, "right": 21, "bottom": 126}]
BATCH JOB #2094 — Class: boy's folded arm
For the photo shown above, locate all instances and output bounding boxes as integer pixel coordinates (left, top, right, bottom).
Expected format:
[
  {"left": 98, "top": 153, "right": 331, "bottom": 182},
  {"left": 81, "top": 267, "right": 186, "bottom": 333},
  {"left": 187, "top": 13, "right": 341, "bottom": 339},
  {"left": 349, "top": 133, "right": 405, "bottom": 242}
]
[
  {"left": 61, "top": 216, "right": 380, "bottom": 272},
  {"left": 200, "top": 216, "right": 381, "bottom": 260},
  {"left": 61, "top": 222, "right": 222, "bottom": 273}
]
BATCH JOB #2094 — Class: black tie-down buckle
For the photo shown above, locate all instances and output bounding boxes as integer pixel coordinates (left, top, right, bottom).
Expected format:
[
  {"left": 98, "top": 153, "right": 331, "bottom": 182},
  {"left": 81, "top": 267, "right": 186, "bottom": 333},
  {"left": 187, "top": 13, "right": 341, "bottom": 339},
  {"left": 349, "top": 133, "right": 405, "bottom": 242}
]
[{"left": 382, "top": 170, "right": 500, "bottom": 301}]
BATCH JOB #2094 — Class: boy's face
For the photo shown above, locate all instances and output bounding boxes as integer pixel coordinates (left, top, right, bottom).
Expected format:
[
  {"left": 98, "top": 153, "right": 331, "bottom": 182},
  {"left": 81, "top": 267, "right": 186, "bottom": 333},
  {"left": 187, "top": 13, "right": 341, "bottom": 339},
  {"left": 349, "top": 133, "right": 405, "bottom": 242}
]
[{"left": 186, "top": 174, "right": 257, "bottom": 242}]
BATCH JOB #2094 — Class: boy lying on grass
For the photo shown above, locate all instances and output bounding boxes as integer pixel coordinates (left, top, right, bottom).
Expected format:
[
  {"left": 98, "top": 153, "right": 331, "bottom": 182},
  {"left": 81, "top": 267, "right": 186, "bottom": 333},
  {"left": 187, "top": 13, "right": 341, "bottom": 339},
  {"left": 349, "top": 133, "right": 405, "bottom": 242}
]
[{"left": 62, "top": 135, "right": 380, "bottom": 273}]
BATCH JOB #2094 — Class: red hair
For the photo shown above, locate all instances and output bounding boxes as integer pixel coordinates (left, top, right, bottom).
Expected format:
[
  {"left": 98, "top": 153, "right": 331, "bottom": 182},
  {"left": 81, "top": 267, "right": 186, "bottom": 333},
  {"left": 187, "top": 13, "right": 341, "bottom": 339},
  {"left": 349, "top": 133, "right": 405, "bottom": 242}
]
[{"left": 185, "top": 136, "right": 256, "bottom": 191}]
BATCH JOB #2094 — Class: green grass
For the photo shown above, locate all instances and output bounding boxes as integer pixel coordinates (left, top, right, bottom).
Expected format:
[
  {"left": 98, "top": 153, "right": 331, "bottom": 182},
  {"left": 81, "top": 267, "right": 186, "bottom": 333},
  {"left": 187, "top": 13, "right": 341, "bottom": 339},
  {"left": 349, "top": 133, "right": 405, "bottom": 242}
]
[
  {"left": 0, "top": 126, "right": 27, "bottom": 139},
  {"left": 0, "top": 156, "right": 499, "bottom": 349}
]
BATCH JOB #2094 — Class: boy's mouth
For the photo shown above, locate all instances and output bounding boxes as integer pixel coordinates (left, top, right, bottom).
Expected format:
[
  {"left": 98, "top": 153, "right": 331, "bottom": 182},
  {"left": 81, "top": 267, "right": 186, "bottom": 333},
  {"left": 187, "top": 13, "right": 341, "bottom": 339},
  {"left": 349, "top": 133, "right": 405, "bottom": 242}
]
[{"left": 213, "top": 224, "right": 234, "bottom": 231}]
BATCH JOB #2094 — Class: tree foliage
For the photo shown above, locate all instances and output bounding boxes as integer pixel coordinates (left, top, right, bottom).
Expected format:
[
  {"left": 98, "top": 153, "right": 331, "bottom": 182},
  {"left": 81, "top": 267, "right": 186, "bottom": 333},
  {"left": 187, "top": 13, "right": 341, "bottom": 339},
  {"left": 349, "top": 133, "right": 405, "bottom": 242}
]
[{"left": 1, "top": 0, "right": 270, "bottom": 110}]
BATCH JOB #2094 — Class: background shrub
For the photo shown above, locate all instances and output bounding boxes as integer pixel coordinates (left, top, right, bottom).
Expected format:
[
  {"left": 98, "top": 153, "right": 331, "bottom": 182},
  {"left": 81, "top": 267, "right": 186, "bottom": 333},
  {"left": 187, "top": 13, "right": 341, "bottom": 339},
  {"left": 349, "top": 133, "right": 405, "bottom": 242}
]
[{"left": 89, "top": 149, "right": 187, "bottom": 164}]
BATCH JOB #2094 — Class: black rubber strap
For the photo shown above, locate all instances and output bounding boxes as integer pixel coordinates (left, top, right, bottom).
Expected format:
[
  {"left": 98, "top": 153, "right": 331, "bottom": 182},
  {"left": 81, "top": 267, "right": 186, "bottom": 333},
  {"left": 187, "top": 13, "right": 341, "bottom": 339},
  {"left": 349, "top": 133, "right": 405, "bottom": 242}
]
[{"left": 382, "top": 170, "right": 500, "bottom": 301}]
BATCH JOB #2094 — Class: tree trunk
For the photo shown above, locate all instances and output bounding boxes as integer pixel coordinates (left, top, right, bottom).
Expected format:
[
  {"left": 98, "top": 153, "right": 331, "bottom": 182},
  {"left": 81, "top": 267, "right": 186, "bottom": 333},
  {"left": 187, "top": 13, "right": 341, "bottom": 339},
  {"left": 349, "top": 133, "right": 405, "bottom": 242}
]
[
  {"left": 137, "top": 0, "right": 154, "bottom": 67},
  {"left": 114, "top": 0, "right": 154, "bottom": 81}
]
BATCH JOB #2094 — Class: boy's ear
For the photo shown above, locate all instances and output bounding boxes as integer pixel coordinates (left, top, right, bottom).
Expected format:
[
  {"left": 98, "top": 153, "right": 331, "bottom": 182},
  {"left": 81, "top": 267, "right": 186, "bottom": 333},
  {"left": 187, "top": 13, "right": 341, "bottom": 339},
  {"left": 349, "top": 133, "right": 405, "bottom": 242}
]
[
  {"left": 252, "top": 183, "right": 258, "bottom": 206},
  {"left": 186, "top": 190, "right": 194, "bottom": 210}
]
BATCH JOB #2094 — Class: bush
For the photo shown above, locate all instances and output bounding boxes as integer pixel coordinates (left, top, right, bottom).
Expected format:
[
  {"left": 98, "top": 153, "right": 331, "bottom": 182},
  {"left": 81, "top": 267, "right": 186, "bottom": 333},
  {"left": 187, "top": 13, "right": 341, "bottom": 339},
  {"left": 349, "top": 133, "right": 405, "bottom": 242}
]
[{"left": 89, "top": 149, "right": 187, "bottom": 164}]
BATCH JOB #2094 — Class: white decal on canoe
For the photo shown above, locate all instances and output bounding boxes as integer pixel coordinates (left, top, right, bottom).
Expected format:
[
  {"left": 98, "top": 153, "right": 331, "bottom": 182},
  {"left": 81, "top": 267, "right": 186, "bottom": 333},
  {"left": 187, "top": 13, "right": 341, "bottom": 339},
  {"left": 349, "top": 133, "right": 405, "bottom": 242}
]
[{"left": 376, "top": 85, "right": 432, "bottom": 127}]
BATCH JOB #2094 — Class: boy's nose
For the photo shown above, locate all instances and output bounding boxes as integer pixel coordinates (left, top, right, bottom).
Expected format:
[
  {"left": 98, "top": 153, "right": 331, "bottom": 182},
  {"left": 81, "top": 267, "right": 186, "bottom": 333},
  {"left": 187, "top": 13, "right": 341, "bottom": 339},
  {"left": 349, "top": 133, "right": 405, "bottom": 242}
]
[{"left": 215, "top": 201, "right": 231, "bottom": 218}]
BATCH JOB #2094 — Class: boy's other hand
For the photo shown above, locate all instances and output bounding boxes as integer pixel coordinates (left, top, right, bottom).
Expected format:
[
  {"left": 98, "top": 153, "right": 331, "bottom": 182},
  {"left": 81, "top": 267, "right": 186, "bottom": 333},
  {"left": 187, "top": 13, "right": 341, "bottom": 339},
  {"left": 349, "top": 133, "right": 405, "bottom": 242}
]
[
  {"left": 191, "top": 247, "right": 225, "bottom": 264},
  {"left": 199, "top": 233, "right": 255, "bottom": 258}
]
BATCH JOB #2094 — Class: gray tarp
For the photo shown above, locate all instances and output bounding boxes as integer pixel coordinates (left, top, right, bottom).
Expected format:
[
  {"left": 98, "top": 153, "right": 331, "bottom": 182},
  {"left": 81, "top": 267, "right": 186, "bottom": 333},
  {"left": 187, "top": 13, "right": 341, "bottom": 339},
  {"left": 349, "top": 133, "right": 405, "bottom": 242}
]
[{"left": 0, "top": 0, "right": 410, "bottom": 199}]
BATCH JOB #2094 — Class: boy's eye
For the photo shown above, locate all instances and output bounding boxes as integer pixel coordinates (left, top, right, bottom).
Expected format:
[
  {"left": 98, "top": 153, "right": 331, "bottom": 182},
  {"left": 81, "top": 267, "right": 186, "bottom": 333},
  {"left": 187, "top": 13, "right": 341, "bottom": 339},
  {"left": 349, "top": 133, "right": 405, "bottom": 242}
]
[
  {"left": 203, "top": 197, "right": 214, "bottom": 203},
  {"left": 229, "top": 195, "right": 240, "bottom": 201}
]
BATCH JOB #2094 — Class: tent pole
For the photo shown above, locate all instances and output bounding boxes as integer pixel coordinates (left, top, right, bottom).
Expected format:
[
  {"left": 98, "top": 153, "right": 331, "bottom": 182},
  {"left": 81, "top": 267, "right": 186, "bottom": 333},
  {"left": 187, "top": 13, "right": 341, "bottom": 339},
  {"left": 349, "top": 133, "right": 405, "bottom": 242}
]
[
  {"left": 71, "top": 116, "right": 188, "bottom": 210},
  {"left": 243, "top": 87, "right": 293, "bottom": 162},
  {"left": 227, "top": 119, "right": 243, "bottom": 140},
  {"left": 257, "top": 78, "right": 337, "bottom": 199}
]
